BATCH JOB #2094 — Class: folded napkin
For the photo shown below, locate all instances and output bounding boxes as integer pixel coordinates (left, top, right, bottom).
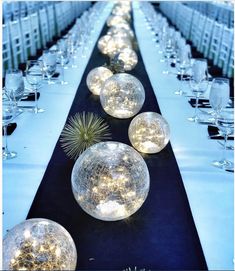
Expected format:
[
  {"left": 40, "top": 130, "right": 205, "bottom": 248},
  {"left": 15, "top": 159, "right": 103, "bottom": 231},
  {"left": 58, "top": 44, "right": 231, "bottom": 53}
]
[
  {"left": 45, "top": 72, "right": 60, "bottom": 79},
  {"left": 21, "top": 92, "right": 40, "bottom": 101},
  {"left": 2, "top": 123, "right": 17, "bottom": 136},
  {"left": 177, "top": 74, "right": 192, "bottom": 81},
  {"left": 188, "top": 98, "right": 211, "bottom": 108},
  {"left": 208, "top": 125, "right": 234, "bottom": 140}
]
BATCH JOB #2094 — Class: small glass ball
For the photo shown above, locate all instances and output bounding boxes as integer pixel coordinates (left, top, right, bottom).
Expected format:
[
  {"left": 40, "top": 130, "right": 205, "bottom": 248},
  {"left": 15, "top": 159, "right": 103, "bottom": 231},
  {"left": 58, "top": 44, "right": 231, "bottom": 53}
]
[
  {"left": 86, "top": 67, "right": 113, "bottom": 95},
  {"left": 100, "top": 73, "right": 145, "bottom": 119},
  {"left": 128, "top": 112, "right": 170, "bottom": 154},
  {"left": 98, "top": 35, "right": 113, "bottom": 55},
  {"left": 3, "top": 218, "right": 77, "bottom": 271},
  {"left": 71, "top": 141, "right": 150, "bottom": 221},
  {"left": 118, "top": 48, "right": 138, "bottom": 71},
  {"left": 107, "top": 15, "right": 128, "bottom": 27}
]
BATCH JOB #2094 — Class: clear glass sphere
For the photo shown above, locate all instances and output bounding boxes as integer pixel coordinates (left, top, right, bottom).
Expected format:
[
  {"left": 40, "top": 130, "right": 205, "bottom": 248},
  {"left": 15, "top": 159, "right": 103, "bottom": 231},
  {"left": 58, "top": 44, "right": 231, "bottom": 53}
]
[
  {"left": 98, "top": 35, "right": 132, "bottom": 57},
  {"left": 107, "top": 15, "right": 128, "bottom": 27},
  {"left": 107, "top": 26, "right": 134, "bottom": 40},
  {"left": 100, "top": 73, "right": 145, "bottom": 119},
  {"left": 128, "top": 112, "right": 170, "bottom": 154},
  {"left": 86, "top": 67, "right": 113, "bottom": 95},
  {"left": 71, "top": 141, "right": 150, "bottom": 221},
  {"left": 3, "top": 218, "right": 77, "bottom": 271},
  {"left": 118, "top": 48, "right": 138, "bottom": 71}
]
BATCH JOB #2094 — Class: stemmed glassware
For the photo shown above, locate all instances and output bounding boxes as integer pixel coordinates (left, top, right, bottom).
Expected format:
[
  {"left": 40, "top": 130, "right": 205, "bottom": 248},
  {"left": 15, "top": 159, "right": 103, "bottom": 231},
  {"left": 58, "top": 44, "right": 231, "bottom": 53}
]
[
  {"left": 188, "top": 59, "right": 209, "bottom": 122},
  {"left": 5, "top": 69, "right": 25, "bottom": 112},
  {"left": 57, "top": 40, "right": 69, "bottom": 84},
  {"left": 2, "top": 93, "right": 17, "bottom": 160},
  {"left": 175, "top": 45, "right": 191, "bottom": 96},
  {"left": 162, "top": 35, "right": 175, "bottom": 74},
  {"left": 212, "top": 109, "right": 234, "bottom": 171},
  {"left": 42, "top": 50, "right": 57, "bottom": 84},
  {"left": 209, "top": 78, "right": 230, "bottom": 123},
  {"left": 26, "top": 60, "right": 44, "bottom": 113}
]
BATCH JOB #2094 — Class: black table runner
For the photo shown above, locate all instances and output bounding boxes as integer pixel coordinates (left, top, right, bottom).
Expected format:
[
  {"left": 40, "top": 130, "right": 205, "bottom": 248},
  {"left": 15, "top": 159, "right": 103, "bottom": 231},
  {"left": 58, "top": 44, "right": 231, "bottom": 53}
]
[{"left": 27, "top": 10, "right": 207, "bottom": 270}]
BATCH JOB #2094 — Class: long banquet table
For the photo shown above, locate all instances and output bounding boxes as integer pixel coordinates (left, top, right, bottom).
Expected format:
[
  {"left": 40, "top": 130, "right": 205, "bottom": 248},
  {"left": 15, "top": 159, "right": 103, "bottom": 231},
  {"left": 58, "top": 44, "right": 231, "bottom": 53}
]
[{"left": 3, "top": 2, "right": 234, "bottom": 270}]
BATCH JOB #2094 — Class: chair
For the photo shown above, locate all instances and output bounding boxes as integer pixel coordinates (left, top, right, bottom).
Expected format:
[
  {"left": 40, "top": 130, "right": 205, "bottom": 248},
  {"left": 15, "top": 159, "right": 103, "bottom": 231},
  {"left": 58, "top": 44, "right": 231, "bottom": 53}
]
[
  {"left": 194, "top": 14, "right": 206, "bottom": 50},
  {"left": 54, "top": 2, "right": 64, "bottom": 36},
  {"left": 199, "top": 17, "right": 214, "bottom": 57},
  {"left": 226, "top": 47, "right": 234, "bottom": 78},
  {"left": 181, "top": 5, "right": 194, "bottom": 40},
  {"left": 190, "top": 10, "right": 200, "bottom": 43},
  {"left": 3, "top": 2, "right": 12, "bottom": 23},
  {"left": 218, "top": 27, "right": 234, "bottom": 73},
  {"left": 2, "top": 24, "right": 13, "bottom": 76},
  {"left": 30, "top": 13, "right": 41, "bottom": 51},
  {"left": 38, "top": 8, "right": 50, "bottom": 48},
  {"left": 208, "top": 22, "right": 224, "bottom": 66},
  {"left": 46, "top": 4, "right": 56, "bottom": 41},
  {"left": 8, "top": 20, "right": 25, "bottom": 69},
  {"left": 20, "top": 16, "right": 36, "bottom": 59}
]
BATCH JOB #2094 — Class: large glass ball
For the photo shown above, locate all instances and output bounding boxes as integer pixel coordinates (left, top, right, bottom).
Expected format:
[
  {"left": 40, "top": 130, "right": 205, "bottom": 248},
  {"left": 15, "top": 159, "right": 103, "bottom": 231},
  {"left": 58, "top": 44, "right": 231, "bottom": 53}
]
[
  {"left": 3, "top": 218, "right": 77, "bottom": 271},
  {"left": 86, "top": 67, "right": 113, "bottom": 95},
  {"left": 98, "top": 35, "right": 132, "bottom": 57},
  {"left": 107, "top": 15, "right": 128, "bottom": 27},
  {"left": 118, "top": 48, "right": 138, "bottom": 71},
  {"left": 128, "top": 112, "right": 170, "bottom": 154},
  {"left": 100, "top": 73, "right": 145, "bottom": 119},
  {"left": 107, "top": 26, "right": 134, "bottom": 40},
  {"left": 71, "top": 141, "right": 150, "bottom": 221}
]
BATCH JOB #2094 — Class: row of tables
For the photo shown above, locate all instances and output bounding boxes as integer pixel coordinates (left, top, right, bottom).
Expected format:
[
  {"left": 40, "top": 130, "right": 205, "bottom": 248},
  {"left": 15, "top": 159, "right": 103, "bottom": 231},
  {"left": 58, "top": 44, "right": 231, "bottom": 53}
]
[{"left": 3, "top": 2, "right": 233, "bottom": 270}]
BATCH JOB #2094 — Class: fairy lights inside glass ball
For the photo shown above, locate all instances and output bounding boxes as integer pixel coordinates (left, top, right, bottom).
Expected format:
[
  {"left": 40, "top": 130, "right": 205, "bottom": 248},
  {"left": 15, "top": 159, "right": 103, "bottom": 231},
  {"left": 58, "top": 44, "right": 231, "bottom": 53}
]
[
  {"left": 100, "top": 73, "right": 145, "bottom": 119},
  {"left": 128, "top": 112, "right": 170, "bottom": 154},
  {"left": 118, "top": 48, "right": 138, "bottom": 71},
  {"left": 107, "top": 15, "right": 128, "bottom": 27},
  {"left": 98, "top": 35, "right": 132, "bottom": 57},
  {"left": 3, "top": 218, "right": 77, "bottom": 271},
  {"left": 107, "top": 26, "right": 134, "bottom": 40},
  {"left": 71, "top": 141, "right": 150, "bottom": 221},
  {"left": 86, "top": 67, "right": 113, "bottom": 95}
]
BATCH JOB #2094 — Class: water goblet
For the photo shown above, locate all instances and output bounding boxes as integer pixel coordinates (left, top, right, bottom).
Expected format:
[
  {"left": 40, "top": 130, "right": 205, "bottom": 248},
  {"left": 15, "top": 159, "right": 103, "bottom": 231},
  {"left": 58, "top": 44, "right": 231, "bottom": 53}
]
[
  {"left": 2, "top": 94, "right": 17, "bottom": 160},
  {"left": 26, "top": 60, "right": 44, "bottom": 113},
  {"left": 212, "top": 109, "right": 234, "bottom": 171},
  {"left": 42, "top": 50, "right": 57, "bottom": 84},
  {"left": 175, "top": 46, "right": 191, "bottom": 96},
  {"left": 5, "top": 69, "right": 25, "bottom": 112},
  {"left": 209, "top": 78, "right": 230, "bottom": 123},
  {"left": 188, "top": 59, "right": 209, "bottom": 122}
]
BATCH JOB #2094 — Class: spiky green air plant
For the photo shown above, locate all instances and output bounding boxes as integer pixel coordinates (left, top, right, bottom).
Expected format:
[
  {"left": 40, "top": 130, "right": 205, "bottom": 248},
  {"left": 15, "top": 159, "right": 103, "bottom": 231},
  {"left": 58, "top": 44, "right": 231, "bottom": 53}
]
[{"left": 60, "top": 112, "right": 111, "bottom": 160}]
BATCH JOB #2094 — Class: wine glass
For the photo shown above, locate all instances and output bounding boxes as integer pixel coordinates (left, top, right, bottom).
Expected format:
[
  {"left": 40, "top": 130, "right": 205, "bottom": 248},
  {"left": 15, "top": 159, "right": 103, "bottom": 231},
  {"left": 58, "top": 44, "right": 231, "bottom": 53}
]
[
  {"left": 2, "top": 93, "right": 17, "bottom": 160},
  {"left": 57, "top": 40, "right": 69, "bottom": 85},
  {"left": 209, "top": 78, "right": 230, "bottom": 123},
  {"left": 5, "top": 69, "right": 25, "bottom": 112},
  {"left": 26, "top": 60, "right": 44, "bottom": 113},
  {"left": 162, "top": 36, "right": 175, "bottom": 74},
  {"left": 188, "top": 59, "right": 209, "bottom": 122},
  {"left": 42, "top": 50, "right": 57, "bottom": 84},
  {"left": 212, "top": 109, "right": 234, "bottom": 171},
  {"left": 175, "top": 45, "right": 191, "bottom": 96}
]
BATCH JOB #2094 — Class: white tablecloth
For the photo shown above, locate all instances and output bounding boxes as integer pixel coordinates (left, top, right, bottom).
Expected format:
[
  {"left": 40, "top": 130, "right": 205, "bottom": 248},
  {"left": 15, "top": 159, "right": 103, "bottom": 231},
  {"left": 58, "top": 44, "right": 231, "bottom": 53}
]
[
  {"left": 133, "top": 3, "right": 233, "bottom": 270},
  {"left": 2, "top": 2, "right": 234, "bottom": 271}
]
